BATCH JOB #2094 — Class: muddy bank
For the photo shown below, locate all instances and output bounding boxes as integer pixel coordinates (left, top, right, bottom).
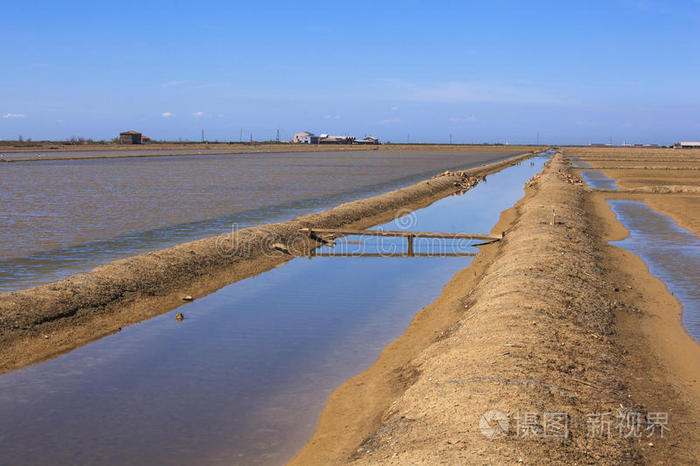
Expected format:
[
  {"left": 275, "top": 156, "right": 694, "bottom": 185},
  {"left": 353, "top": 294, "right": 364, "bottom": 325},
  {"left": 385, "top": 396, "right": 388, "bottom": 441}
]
[
  {"left": 292, "top": 153, "right": 699, "bottom": 464},
  {"left": 0, "top": 151, "right": 535, "bottom": 374}
]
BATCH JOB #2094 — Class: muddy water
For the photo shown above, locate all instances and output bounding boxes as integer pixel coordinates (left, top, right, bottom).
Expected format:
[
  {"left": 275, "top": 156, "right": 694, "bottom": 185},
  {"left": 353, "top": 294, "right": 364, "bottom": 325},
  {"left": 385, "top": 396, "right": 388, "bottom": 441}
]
[
  {"left": 0, "top": 148, "right": 271, "bottom": 161},
  {"left": 581, "top": 170, "right": 619, "bottom": 190},
  {"left": 570, "top": 159, "right": 620, "bottom": 190},
  {"left": 0, "top": 150, "right": 520, "bottom": 292},
  {"left": 608, "top": 200, "right": 700, "bottom": 343},
  {"left": 0, "top": 157, "right": 547, "bottom": 465}
]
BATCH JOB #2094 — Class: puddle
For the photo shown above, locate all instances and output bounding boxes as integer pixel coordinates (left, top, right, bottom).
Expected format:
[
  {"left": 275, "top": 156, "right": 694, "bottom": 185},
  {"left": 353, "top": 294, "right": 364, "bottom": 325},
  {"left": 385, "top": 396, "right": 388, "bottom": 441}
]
[
  {"left": 0, "top": 157, "right": 548, "bottom": 465},
  {"left": 608, "top": 200, "right": 700, "bottom": 344},
  {"left": 581, "top": 170, "right": 619, "bottom": 190},
  {"left": 571, "top": 158, "right": 619, "bottom": 190}
]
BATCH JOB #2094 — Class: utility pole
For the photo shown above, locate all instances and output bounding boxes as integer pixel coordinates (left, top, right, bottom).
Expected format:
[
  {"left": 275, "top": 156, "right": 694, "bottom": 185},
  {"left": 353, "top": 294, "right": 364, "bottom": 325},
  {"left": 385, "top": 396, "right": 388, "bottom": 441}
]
[
  {"left": 449, "top": 134, "right": 452, "bottom": 144},
  {"left": 407, "top": 134, "right": 410, "bottom": 143},
  {"left": 239, "top": 128, "right": 243, "bottom": 143},
  {"left": 276, "top": 129, "right": 280, "bottom": 142},
  {"left": 201, "top": 128, "right": 205, "bottom": 143},
  {"left": 250, "top": 133, "right": 253, "bottom": 144}
]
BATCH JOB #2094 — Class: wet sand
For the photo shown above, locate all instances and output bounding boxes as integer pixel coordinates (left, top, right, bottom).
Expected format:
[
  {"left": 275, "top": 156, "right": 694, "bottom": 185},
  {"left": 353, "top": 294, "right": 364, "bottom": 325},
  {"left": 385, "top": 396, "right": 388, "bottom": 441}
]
[
  {"left": 292, "top": 152, "right": 699, "bottom": 464},
  {"left": 0, "top": 151, "right": 534, "bottom": 375}
]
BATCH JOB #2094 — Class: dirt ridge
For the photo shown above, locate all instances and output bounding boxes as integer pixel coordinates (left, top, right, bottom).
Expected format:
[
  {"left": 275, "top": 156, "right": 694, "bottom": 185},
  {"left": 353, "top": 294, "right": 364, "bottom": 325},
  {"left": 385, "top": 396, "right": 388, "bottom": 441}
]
[{"left": 292, "top": 152, "right": 699, "bottom": 464}]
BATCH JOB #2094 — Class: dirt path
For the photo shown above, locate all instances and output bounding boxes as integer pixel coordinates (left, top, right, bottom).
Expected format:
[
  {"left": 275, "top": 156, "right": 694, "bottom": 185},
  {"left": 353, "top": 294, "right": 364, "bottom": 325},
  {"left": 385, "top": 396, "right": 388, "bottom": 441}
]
[
  {"left": 291, "top": 152, "right": 699, "bottom": 464},
  {"left": 0, "top": 152, "right": 534, "bottom": 375}
]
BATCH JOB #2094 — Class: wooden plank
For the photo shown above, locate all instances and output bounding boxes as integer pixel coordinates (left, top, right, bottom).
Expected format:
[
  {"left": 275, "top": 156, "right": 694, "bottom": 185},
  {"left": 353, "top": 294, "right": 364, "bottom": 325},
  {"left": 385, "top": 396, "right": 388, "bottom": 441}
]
[{"left": 300, "top": 228, "right": 502, "bottom": 242}]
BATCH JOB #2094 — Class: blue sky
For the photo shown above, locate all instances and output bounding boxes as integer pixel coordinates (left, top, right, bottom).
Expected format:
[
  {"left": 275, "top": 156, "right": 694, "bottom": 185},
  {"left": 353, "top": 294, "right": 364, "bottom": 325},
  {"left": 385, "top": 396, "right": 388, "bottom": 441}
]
[{"left": 1, "top": 0, "right": 699, "bottom": 144}]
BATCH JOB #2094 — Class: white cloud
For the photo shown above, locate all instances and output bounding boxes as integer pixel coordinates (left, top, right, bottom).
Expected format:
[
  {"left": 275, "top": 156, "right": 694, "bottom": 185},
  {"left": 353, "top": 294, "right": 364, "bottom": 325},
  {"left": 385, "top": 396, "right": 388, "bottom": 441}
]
[
  {"left": 448, "top": 115, "right": 478, "bottom": 123},
  {"left": 3, "top": 113, "right": 25, "bottom": 119},
  {"left": 323, "top": 114, "right": 341, "bottom": 120},
  {"left": 161, "top": 112, "right": 173, "bottom": 118},
  {"left": 192, "top": 111, "right": 204, "bottom": 117}
]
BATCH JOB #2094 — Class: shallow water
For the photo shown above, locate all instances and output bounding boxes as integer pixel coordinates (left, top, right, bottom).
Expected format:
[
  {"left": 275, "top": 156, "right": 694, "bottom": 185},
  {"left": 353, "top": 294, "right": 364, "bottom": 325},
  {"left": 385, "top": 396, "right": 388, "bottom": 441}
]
[
  {"left": 0, "top": 148, "right": 260, "bottom": 161},
  {"left": 0, "top": 156, "right": 548, "bottom": 465},
  {"left": 571, "top": 158, "right": 619, "bottom": 189},
  {"left": 0, "top": 150, "right": 519, "bottom": 292},
  {"left": 582, "top": 170, "right": 699, "bottom": 341},
  {"left": 581, "top": 170, "right": 619, "bottom": 190},
  {"left": 608, "top": 200, "right": 700, "bottom": 343}
]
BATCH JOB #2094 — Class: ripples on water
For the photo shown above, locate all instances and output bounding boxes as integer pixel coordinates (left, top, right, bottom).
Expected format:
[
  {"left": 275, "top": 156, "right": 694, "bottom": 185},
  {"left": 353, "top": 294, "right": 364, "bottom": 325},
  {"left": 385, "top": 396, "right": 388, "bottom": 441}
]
[
  {"left": 0, "top": 157, "right": 548, "bottom": 465},
  {"left": 0, "top": 150, "right": 520, "bottom": 292}
]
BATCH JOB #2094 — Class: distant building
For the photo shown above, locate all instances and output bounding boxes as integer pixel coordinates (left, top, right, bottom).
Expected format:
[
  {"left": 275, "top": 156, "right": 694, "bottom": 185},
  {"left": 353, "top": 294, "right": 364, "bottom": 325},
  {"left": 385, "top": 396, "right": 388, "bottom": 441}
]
[
  {"left": 119, "top": 131, "right": 142, "bottom": 144},
  {"left": 293, "top": 131, "right": 369, "bottom": 145},
  {"left": 293, "top": 131, "right": 318, "bottom": 143},
  {"left": 354, "top": 136, "right": 379, "bottom": 145},
  {"left": 674, "top": 141, "right": 700, "bottom": 149},
  {"left": 319, "top": 134, "right": 355, "bottom": 144},
  {"left": 141, "top": 136, "right": 151, "bottom": 143}
]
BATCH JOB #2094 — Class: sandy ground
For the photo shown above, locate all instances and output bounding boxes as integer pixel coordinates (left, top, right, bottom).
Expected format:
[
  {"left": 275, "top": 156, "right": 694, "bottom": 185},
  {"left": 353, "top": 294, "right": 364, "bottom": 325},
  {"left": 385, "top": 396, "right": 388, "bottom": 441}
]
[
  {"left": 291, "top": 152, "right": 699, "bottom": 464},
  {"left": 0, "top": 151, "right": 534, "bottom": 375}
]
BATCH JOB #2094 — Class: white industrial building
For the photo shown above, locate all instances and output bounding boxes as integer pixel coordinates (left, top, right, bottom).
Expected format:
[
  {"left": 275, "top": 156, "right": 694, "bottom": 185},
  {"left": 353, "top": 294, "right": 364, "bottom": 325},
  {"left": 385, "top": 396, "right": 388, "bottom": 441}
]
[
  {"left": 293, "top": 131, "right": 379, "bottom": 145},
  {"left": 674, "top": 141, "right": 700, "bottom": 149},
  {"left": 355, "top": 136, "right": 379, "bottom": 145},
  {"left": 293, "top": 131, "right": 318, "bottom": 144}
]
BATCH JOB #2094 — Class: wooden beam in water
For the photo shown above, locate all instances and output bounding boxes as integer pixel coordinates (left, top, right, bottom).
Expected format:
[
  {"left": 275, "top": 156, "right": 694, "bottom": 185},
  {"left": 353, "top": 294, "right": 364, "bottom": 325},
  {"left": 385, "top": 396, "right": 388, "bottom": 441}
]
[
  {"left": 308, "top": 252, "right": 478, "bottom": 258},
  {"left": 300, "top": 228, "right": 502, "bottom": 242}
]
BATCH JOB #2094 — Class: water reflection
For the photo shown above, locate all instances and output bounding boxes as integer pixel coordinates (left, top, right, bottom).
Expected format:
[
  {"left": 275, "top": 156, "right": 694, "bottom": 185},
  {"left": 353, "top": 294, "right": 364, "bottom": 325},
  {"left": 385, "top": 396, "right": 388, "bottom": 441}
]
[
  {"left": 581, "top": 170, "right": 619, "bottom": 190},
  {"left": 0, "top": 158, "right": 548, "bottom": 465},
  {"left": 609, "top": 200, "right": 700, "bottom": 344}
]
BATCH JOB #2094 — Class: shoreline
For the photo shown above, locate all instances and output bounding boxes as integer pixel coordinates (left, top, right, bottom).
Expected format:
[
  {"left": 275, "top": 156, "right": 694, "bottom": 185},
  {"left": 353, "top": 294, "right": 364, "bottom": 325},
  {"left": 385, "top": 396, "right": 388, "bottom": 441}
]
[
  {"left": 291, "top": 152, "right": 699, "bottom": 464},
  {"left": 0, "top": 151, "right": 535, "bottom": 375}
]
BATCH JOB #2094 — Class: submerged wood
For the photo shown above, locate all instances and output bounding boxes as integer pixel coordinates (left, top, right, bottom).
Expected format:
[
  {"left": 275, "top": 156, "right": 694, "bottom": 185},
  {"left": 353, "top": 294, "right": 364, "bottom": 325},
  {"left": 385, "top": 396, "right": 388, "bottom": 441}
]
[{"left": 300, "top": 228, "right": 502, "bottom": 241}]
